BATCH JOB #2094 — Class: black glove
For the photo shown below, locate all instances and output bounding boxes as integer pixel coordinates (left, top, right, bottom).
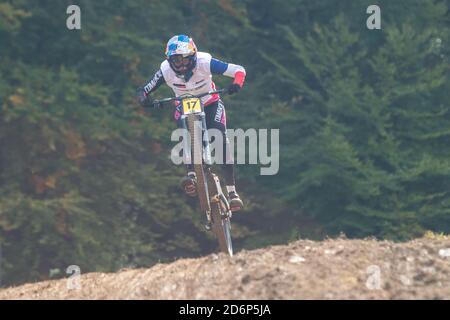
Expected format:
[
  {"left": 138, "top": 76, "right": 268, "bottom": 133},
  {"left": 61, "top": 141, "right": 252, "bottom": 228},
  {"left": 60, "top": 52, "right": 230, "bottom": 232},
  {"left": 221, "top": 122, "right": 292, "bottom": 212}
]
[
  {"left": 137, "top": 89, "right": 154, "bottom": 108},
  {"left": 228, "top": 83, "right": 241, "bottom": 95}
]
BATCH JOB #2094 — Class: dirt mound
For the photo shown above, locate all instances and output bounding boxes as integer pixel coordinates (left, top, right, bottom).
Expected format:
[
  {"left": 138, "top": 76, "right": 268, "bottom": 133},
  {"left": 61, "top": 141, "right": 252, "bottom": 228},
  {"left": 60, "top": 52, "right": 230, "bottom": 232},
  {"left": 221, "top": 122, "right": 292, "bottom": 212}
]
[{"left": 2, "top": 236, "right": 450, "bottom": 299}]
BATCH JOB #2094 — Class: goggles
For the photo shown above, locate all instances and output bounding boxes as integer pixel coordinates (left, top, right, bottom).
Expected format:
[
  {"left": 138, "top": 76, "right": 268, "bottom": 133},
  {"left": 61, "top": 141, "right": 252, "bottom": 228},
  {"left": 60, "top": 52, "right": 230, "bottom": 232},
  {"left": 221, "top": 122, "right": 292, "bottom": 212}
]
[{"left": 169, "top": 55, "right": 192, "bottom": 66}]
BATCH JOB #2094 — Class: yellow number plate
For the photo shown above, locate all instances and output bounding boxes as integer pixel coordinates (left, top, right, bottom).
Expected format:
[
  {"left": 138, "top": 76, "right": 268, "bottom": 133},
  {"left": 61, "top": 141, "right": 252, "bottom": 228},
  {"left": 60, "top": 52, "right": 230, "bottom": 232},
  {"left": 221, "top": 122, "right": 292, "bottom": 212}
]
[{"left": 182, "top": 98, "right": 201, "bottom": 115}]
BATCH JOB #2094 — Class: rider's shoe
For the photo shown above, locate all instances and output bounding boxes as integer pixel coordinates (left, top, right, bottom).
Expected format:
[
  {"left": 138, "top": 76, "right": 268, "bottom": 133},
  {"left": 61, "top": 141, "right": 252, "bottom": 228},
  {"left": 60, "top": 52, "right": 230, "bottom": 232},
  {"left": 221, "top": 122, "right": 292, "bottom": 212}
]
[
  {"left": 228, "top": 191, "right": 244, "bottom": 212},
  {"left": 204, "top": 221, "right": 212, "bottom": 231},
  {"left": 181, "top": 173, "right": 197, "bottom": 197}
]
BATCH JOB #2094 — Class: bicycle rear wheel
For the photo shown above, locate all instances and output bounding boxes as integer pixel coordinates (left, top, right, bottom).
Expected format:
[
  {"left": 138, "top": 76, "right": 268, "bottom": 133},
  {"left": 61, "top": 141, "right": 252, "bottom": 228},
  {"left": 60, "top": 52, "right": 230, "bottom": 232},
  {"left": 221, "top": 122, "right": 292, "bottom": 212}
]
[{"left": 209, "top": 174, "right": 233, "bottom": 256}]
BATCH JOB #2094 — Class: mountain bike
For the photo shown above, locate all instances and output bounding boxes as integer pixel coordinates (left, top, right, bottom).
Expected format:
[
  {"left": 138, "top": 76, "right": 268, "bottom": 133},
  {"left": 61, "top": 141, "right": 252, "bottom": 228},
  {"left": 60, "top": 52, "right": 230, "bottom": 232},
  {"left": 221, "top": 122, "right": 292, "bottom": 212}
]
[{"left": 153, "top": 89, "right": 233, "bottom": 256}]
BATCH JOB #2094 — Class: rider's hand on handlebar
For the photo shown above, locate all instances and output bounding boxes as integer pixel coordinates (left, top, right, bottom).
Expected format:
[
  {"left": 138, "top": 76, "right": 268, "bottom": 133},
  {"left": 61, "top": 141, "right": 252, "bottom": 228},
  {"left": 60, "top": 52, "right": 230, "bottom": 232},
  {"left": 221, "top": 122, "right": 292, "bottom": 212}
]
[
  {"left": 137, "top": 91, "right": 161, "bottom": 109},
  {"left": 227, "top": 83, "right": 241, "bottom": 95},
  {"left": 137, "top": 91, "right": 151, "bottom": 107}
]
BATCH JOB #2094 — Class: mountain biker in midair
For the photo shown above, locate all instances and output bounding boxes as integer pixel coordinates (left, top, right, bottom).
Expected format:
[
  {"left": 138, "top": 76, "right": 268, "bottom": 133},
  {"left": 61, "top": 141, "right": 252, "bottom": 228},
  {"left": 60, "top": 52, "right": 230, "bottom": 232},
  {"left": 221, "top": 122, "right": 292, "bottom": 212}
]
[{"left": 136, "top": 35, "right": 245, "bottom": 212}]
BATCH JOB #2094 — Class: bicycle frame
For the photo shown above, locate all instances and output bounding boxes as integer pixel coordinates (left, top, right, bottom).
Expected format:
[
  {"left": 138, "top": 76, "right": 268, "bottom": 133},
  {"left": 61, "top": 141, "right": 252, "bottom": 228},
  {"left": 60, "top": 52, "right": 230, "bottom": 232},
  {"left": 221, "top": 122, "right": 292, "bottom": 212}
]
[{"left": 153, "top": 89, "right": 233, "bottom": 256}]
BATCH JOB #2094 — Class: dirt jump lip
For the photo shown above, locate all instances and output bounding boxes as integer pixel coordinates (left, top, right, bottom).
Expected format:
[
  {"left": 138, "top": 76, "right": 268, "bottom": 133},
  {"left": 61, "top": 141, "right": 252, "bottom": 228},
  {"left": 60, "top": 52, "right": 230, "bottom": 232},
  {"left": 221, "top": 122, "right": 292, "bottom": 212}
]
[{"left": 1, "top": 236, "right": 450, "bottom": 300}]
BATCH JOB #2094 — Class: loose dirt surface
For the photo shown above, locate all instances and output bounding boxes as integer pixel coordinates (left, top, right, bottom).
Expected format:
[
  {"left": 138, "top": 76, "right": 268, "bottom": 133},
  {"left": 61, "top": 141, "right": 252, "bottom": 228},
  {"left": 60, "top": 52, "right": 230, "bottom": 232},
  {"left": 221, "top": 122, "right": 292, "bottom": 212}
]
[{"left": 2, "top": 237, "right": 450, "bottom": 299}]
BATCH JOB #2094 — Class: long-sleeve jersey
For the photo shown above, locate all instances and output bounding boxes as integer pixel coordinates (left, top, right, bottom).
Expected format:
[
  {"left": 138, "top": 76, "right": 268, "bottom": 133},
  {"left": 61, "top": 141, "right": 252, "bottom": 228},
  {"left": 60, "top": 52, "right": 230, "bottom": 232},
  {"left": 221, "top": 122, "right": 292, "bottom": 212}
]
[{"left": 138, "top": 52, "right": 246, "bottom": 106}]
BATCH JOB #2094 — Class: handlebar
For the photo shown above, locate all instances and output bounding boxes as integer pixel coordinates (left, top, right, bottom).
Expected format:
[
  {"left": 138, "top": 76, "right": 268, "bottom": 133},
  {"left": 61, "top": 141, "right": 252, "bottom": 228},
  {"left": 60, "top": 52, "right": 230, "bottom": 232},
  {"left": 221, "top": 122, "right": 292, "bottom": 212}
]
[{"left": 152, "top": 89, "right": 228, "bottom": 107}]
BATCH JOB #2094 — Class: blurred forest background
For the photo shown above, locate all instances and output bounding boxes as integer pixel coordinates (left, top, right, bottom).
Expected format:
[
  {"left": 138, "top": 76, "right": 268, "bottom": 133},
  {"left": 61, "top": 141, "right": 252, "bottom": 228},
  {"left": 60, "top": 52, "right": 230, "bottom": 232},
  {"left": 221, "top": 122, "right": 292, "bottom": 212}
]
[{"left": 1, "top": 0, "right": 449, "bottom": 287}]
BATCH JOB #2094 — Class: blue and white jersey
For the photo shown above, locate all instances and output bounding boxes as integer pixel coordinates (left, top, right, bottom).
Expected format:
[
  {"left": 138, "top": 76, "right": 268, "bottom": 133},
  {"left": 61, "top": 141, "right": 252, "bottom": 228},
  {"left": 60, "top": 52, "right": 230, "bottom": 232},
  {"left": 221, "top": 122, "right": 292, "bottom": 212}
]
[{"left": 140, "top": 52, "right": 246, "bottom": 107}]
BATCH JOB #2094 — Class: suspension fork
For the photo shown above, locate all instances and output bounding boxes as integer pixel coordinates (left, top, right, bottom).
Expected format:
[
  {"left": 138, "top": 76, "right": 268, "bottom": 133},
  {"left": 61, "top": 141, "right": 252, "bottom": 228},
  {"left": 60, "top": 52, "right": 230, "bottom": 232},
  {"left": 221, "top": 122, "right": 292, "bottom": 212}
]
[
  {"left": 181, "top": 112, "right": 211, "bottom": 165},
  {"left": 200, "top": 113, "right": 212, "bottom": 166},
  {"left": 179, "top": 115, "right": 191, "bottom": 166}
]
